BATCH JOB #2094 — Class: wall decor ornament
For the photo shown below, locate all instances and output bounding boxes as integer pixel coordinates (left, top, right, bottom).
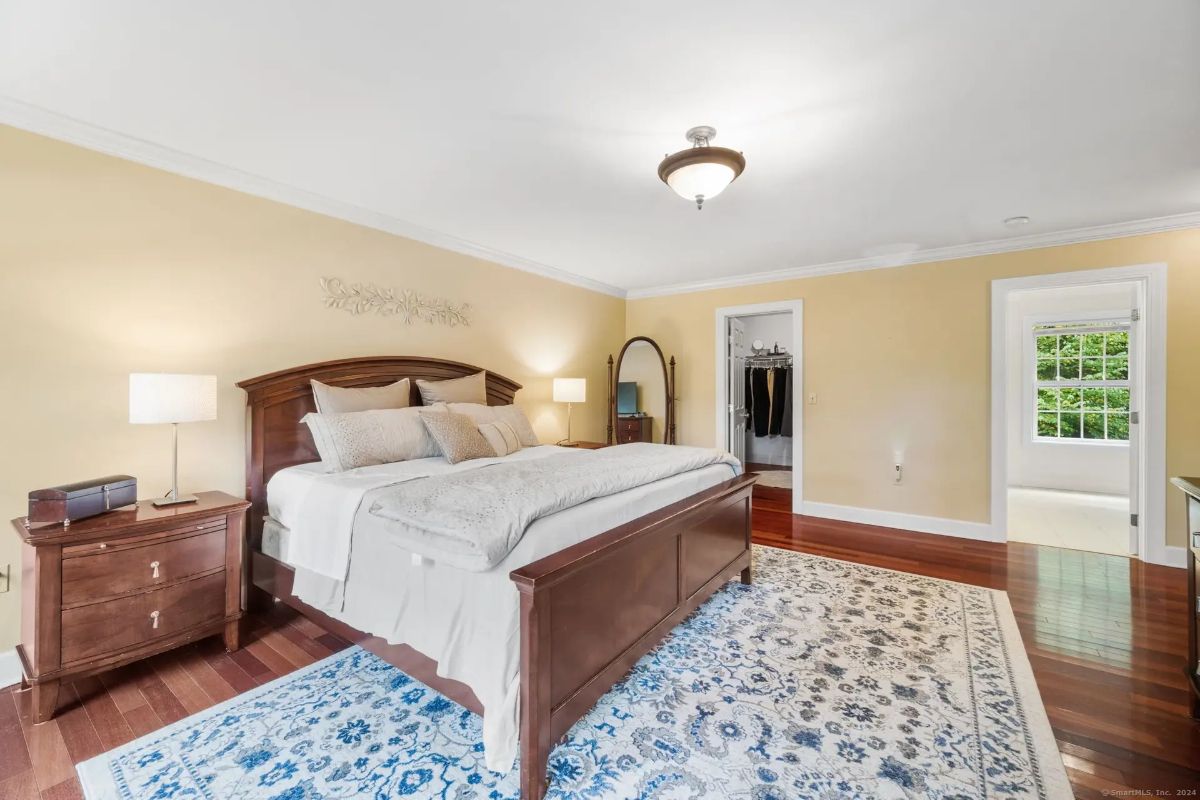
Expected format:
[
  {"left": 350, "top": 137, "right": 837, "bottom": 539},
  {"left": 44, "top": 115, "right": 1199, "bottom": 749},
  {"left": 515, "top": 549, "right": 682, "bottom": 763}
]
[{"left": 320, "top": 277, "right": 471, "bottom": 326}]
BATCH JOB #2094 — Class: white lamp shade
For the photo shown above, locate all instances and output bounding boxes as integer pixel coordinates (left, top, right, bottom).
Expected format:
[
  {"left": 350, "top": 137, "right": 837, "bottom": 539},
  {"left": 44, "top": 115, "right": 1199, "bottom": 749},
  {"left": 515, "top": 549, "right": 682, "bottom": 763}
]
[
  {"left": 129, "top": 373, "right": 218, "bottom": 424},
  {"left": 666, "top": 161, "right": 737, "bottom": 203},
  {"left": 553, "top": 378, "right": 586, "bottom": 404}
]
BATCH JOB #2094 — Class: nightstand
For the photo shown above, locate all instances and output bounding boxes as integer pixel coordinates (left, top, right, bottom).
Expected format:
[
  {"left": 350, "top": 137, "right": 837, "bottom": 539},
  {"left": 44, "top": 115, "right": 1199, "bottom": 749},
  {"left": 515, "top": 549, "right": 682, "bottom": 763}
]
[
  {"left": 559, "top": 441, "right": 609, "bottom": 450},
  {"left": 12, "top": 490, "right": 249, "bottom": 722}
]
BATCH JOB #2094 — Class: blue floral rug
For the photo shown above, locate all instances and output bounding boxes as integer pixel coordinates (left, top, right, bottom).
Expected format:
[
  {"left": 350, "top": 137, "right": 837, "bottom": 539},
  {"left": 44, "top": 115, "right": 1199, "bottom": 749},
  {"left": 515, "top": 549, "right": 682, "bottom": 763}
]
[{"left": 78, "top": 545, "right": 1070, "bottom": 799}]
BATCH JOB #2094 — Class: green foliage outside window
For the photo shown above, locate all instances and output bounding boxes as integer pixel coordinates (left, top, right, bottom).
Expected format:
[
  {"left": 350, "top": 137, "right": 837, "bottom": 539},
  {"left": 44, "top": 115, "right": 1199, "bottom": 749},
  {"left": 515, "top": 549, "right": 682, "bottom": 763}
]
[{"left": 1033, "top": 329, "right": 1130, "bottom": 442}]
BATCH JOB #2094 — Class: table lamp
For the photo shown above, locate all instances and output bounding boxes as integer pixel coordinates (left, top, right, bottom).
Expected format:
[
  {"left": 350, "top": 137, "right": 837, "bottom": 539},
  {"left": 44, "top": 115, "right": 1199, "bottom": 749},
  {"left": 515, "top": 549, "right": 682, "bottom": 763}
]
[
  {"left": 553, "top": 377, "right": 586, "bottom": 445},
  {"left": 129, "top": 373, "right": 217, "bottom": 506}
]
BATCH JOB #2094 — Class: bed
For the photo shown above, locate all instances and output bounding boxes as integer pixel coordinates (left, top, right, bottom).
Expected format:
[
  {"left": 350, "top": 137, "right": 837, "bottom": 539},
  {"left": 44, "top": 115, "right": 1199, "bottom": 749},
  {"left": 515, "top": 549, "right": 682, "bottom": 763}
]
[{"left": 237, "top": 356, "right": 756, "bottom": 799}]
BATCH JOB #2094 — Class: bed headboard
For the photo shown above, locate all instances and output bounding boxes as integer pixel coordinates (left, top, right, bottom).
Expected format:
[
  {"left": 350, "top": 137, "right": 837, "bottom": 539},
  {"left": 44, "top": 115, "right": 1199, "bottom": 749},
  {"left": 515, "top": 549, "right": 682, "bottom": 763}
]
[{"left": 236, "top": 356, "right": 522, "bottom": 543}]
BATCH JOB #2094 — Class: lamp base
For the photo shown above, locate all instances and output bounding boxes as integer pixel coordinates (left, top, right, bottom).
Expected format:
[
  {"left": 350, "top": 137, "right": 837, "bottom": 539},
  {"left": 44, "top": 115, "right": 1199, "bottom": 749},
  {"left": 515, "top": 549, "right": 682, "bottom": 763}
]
[{"left": 153, "top": 494, "right": 199, "bottom": 507}]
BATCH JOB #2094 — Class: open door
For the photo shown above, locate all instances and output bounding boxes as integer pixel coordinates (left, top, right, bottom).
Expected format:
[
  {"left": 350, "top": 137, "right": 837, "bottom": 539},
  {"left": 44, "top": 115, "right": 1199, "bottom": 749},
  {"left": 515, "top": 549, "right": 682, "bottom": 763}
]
[
  {"left": 727, "top": 317, "right": 748, "bottom": 462},
  {"left": 1127, "top": 283, "right": 1144, "bottom": 557}
]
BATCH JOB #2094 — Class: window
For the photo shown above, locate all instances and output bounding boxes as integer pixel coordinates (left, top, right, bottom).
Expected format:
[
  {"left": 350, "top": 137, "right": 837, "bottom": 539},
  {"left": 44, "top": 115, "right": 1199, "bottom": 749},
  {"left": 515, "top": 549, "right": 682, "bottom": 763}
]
[{"left": 1033, "top": 322, "right": 1130, "bottom": 442}]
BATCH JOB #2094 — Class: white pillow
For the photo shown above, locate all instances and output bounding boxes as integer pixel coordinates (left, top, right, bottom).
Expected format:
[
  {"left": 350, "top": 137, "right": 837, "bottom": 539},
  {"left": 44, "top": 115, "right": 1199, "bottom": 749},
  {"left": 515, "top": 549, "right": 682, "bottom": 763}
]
[
  {"left": 416, "top": 371, "right": 487, "bottom": 405},
  {"left": 302, "top": 407, "right": 440, "bottom": 471},
  {"left": 447, "top": 403, "right": 539, "bottom": 447},
  {"left": 478, "top": 421, "right": 522, "bottom": 456},
  {"left": 311, "top": 378, "right": 410, "bottom": 414}
]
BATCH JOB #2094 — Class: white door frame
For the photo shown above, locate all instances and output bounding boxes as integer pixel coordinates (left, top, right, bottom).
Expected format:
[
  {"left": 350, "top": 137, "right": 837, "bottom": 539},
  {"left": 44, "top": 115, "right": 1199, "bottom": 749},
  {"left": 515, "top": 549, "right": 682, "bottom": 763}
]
[
  {"left": 990, "top": 263, "right": 1168, "bottom": 565},
  {"left": 715, "top": 300, "right": 804, "bottom": 514}
]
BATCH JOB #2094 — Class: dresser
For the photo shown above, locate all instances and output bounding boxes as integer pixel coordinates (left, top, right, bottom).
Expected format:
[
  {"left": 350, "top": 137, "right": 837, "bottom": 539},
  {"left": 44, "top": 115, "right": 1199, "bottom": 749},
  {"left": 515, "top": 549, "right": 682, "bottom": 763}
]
[
  {"left": 616, "top": 415, "right": 654, "bottom": 444},
  {"left": 13, "top": 490, "right": 249, "bottom": 722},
  {"left": 1173, "top": 477, "right": 1200, "bottom": 719}
]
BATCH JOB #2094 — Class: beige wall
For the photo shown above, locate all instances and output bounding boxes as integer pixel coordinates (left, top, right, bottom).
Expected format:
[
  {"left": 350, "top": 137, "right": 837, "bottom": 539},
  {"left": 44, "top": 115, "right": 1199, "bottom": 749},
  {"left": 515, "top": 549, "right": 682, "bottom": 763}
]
[
  {"left": 627, "top": 229, "right": 1200, "bottom": 550},
  {"left": 0, "top": 127, "right": 625, "bottom": 653}
]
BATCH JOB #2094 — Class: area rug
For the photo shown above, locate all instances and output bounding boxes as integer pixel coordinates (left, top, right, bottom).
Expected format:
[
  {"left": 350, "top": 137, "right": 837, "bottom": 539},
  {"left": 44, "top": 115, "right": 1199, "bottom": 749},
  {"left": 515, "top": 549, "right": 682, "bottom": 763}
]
[
  {"left": 752, "top": 469, "right": 792, "bottom": 489},
  {"left": 78, "top": 545, "right": 1070, "bottom": 799}
]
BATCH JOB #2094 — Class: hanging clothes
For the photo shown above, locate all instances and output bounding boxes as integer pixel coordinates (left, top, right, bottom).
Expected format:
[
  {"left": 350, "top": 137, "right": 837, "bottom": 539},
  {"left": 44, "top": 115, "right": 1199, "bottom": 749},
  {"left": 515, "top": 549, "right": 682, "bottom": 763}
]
[
  {"left": 766, "top": 370, "right": 777, "bottom": 432},
  {"left": 780, "top": 367, "right": 794, "bottom": 437},
  {"left": 768, "top": 366, "right": 788, "bottom": 435},
  {"left": 751, "top": 367, "right": 770, "bottom": 437},
  {"left": 744, "top": 367, "right": 754, "bottom": 431}
]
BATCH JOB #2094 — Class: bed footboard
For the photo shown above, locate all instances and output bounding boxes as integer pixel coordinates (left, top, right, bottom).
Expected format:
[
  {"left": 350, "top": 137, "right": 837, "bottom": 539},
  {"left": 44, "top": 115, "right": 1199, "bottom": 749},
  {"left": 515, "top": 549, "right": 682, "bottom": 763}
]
[{"left": 510, "top": 473, "right": 755, "bottom": 799}]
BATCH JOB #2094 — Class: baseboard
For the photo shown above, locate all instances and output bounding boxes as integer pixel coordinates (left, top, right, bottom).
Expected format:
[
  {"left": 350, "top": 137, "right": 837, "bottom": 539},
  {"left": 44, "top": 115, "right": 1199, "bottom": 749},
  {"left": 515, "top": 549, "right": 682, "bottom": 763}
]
[
  {"left": 800, "top": 501, "right": 1003, "bottom": 543},
  {"left": 800, "top": 501, "right": 1186, "bottom": 565},
  {"left": 0, "top": 648, "right": 21, "bottom": 690}
]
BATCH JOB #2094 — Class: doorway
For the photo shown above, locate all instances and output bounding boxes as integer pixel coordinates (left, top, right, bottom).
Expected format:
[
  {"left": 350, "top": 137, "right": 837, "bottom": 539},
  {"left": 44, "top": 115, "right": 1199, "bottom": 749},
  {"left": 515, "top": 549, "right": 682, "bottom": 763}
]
[
  {"left": 990, "top": 264, "right": 1167, "bottom": 563},
  {"left": 715, "top": 301, "right": 803, "bottom": 514},
  {"left": 1004, "top": 284, "right": 1138, "bottom": 555}
]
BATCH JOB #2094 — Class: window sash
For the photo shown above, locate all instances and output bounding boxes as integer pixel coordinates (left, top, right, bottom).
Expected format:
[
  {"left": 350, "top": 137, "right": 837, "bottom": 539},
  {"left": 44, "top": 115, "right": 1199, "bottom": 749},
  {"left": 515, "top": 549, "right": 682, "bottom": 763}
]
[
  {"left": 1034, "top": 379, "right": 1129, "bottom": 390},
  {"left": 1031, "top": 323, "right": 1131, "bottom": 443}
]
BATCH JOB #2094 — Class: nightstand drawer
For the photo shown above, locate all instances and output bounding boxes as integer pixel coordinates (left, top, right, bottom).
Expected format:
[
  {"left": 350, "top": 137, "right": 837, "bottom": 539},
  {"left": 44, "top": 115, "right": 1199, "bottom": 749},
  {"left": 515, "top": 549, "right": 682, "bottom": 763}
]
[
  {"left": 617, "top": 417, "right": 652, "bottom": 443},
  {"left": 61, "top": 571, "right": 226, "bottom": 665},
  {"left": 62, "top": 527, "right": 226, "bottom": 607}
]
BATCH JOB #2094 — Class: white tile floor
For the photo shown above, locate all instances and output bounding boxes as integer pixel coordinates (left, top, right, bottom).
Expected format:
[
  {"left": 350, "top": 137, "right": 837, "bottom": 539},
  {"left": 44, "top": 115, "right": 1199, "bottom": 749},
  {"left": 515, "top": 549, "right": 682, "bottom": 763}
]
[{"left": 1007, "top": 486, "right": 1132, "bottom": 556}]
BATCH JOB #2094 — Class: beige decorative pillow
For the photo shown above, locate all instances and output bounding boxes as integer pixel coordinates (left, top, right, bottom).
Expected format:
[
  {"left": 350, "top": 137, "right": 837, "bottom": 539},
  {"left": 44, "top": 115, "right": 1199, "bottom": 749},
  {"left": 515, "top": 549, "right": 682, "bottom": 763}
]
[
  {"left": 416, "top": 371, "right": 487, "bottom": 405},
  {"left": 302, "top": 407, "right": 440, "bottom": 471},
  {"left": 447, "top": 402, "right": 539, "bottom": 447},
  {"left": 311, "top": 378, "right": 411, "bottom": 414},
  {"left": 478, "top": 421, "right": 522, "bottom": 456},
  {"left": 420, "top": 410, "right": 496, "bottom": 464}
]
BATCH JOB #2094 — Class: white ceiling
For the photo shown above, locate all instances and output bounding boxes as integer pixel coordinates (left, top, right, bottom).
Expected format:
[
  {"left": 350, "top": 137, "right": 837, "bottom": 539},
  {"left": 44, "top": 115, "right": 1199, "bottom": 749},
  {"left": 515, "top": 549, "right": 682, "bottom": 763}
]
[{"left": 2, "top": 1, "right": 1198, "bottom": 295}]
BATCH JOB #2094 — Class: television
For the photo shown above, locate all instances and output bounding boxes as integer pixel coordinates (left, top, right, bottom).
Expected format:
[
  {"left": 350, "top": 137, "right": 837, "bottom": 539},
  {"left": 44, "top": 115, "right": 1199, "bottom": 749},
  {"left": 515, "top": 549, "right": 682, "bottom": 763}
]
[{"left": 616, "top": 381, "right": 638, "bottom": 415}]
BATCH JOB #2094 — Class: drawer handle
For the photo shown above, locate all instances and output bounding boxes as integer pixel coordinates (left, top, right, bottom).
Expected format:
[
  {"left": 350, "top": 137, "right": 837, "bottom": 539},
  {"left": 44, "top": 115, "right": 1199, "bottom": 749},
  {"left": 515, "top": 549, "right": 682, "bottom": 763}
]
[
  {"left": 150, "top": 560, "right": 161, "bottom": 579},
  {"left": 150, "top": 610, "right": 160, "bottom": 630}
]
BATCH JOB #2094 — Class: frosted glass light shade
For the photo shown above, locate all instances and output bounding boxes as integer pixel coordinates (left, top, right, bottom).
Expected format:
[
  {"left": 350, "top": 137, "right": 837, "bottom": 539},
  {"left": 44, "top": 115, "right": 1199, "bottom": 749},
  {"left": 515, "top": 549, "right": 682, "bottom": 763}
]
[
  {"left": 130, "top": 373, "right": 218, "bottom": 424},
  {"left": 553, "top": 378, "right": 586, "bottom": 403},
  {"left": 657, "top": 138, "right": 746, "bottom": 209},
  {"left": 666, "top": 161, "right": 737, "bottom": 203}
]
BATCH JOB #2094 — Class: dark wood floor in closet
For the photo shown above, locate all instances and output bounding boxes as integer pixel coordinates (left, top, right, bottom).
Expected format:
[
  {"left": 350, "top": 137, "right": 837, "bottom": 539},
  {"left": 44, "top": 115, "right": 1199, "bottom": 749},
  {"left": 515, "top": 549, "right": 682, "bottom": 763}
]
[{"left": 2, "top": 492, "right": 1196, "bottom": 799}]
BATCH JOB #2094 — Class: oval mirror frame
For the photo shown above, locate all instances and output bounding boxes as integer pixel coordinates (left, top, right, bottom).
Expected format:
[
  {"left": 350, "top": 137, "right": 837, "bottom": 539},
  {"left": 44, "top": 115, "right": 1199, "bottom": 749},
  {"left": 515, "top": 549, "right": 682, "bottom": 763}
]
[{"left": 608, "top": 336, "right": 676, "bottom": 445}]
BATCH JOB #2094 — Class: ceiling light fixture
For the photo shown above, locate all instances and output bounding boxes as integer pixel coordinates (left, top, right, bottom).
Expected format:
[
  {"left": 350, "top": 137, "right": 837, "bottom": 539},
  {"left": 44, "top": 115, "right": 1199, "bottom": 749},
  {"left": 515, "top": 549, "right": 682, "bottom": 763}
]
[{"left": 658, "top": 126, "right": 746, "bottom": 210}]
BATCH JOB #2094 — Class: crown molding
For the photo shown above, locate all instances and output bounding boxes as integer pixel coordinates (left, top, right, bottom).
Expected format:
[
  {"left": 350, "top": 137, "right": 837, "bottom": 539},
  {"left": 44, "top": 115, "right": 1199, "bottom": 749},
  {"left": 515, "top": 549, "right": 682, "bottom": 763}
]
[
  {"left": 627, "top": 211, "right": 1200, "bottom": 299},
  {"left": 0, "top": 96, "right": 627, "bottom": 299}
]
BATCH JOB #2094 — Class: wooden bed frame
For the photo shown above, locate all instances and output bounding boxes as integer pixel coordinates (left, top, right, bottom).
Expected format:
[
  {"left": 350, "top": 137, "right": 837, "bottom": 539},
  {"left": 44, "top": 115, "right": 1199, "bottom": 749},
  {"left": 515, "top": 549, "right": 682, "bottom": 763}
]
[{"left": 237, "top": 356, "right": 755, "bottom": 799}]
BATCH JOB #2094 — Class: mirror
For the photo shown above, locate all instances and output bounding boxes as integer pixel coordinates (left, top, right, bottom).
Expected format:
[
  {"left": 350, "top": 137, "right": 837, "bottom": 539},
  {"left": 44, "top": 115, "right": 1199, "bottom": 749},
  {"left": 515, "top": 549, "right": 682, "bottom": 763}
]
[{"left": 608, "top": 336, "right": 676, "bottom": 445}]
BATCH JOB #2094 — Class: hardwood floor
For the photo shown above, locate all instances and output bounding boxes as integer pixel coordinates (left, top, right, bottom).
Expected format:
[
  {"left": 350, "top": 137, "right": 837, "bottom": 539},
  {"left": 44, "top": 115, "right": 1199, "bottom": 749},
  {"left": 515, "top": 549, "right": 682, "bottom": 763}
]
[
  {"left": 2, "top": 493, "right": 1196, "bottom": 798},
  {"left": 744, "top": 462, "right": 792, "bottom": 503}
]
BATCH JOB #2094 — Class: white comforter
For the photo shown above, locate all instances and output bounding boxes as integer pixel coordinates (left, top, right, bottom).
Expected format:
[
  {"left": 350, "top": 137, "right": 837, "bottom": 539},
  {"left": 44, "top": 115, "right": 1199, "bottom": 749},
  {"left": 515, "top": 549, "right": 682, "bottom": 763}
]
[
  {"left": 267, "top": 444, "right": 739, "bottom": 771},
  {"left": 270, "top": 450, "right": 541, "bottom": 581},
  {"left": 369, "top": 444, "right": 740, "bottom": 571}
]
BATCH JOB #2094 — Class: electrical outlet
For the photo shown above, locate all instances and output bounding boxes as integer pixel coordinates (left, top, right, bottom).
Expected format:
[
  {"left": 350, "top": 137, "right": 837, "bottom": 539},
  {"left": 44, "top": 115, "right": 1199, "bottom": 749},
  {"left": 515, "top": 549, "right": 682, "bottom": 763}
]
[{"left": 0, "top": 563, "right": 9, "bottom": 593}]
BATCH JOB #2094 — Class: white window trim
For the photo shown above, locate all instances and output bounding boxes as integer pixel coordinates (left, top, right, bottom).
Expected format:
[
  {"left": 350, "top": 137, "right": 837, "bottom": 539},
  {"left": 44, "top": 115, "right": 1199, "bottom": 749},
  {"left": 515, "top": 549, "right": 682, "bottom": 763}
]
[{"left": 1024, "top": 311, "right": 1131, "bottom": 447}]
